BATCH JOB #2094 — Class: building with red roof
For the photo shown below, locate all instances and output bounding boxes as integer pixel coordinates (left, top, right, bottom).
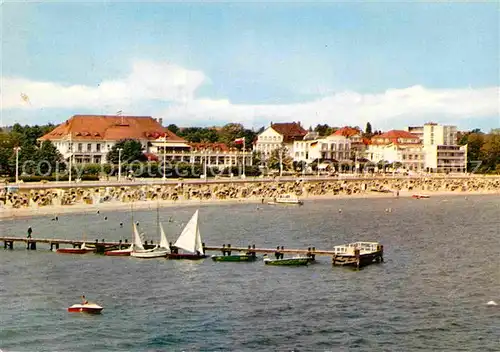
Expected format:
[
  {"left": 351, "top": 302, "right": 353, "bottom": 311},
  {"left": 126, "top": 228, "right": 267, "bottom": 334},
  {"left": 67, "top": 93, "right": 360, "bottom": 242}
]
[
  {"left": 39, "top": 115, "right": 186, "bottom": 164},
  {"left": 253, "top": 122, "right": 307, "bottom": 159}
]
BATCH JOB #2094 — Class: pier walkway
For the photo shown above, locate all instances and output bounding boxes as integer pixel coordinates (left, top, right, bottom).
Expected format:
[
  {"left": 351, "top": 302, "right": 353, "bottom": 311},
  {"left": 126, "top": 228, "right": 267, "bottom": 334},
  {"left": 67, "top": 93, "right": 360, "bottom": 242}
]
[{"left": 1, "top": 236, "right": 384, "bottom": 268}]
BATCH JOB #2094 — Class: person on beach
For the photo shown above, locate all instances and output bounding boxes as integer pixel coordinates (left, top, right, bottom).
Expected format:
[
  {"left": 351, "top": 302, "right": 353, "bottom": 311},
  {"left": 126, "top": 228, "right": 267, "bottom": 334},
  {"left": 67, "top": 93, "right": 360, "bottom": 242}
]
[
  {"left": 81, "top": 295, "right": 89, "bottom": 305},
  {"left": 27, "top": 226, "right": 32, "bottom": 238}
]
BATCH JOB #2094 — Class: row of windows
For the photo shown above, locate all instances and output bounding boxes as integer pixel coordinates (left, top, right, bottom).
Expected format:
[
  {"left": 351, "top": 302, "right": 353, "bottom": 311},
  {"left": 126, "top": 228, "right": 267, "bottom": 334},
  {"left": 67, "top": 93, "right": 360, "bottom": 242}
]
[
  {"left": 402, "top": 154, "right": 423, "bottom": 160},
  {"left": 258, "top": 136, "right": 282, "bottom": 141}
]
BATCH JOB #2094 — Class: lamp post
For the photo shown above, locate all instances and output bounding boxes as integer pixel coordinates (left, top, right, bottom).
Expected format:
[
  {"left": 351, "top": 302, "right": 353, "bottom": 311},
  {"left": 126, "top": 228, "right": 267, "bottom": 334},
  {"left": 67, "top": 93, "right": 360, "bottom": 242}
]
[
  {"left": 68, "top": 133, "right": 73, "bottom": 183},
  {"left": 118, "top": 148, "right": 123, "bottom": 181},
  {"left": 162, "top": 136, "right": 166, "bottom": 181},
  {"left": 14, "top": 147, "right": 20, "bottom": 184}
]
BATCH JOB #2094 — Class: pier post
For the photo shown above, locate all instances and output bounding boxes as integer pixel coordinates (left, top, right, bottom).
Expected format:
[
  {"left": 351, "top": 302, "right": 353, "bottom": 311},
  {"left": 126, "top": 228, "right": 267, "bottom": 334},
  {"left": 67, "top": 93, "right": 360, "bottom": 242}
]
[
  {"left": 119, "top": 240, "right": 122, "bottom": 249},
  {"left": 27, "top": 241, "right": 36, "bottom": 250},
  {"left": 227, "top": 244, "right": 231, "bottom": 256},
  {"left": 354, "top": 248, "right": 360, "bottom": 270}
]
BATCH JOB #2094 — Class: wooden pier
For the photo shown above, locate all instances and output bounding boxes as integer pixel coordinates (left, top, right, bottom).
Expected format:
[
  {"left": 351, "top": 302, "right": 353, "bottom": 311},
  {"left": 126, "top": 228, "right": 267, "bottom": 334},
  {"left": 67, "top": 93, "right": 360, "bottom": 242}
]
[{"left": 0, "top": 236, "right": 383, "bottom": 268}]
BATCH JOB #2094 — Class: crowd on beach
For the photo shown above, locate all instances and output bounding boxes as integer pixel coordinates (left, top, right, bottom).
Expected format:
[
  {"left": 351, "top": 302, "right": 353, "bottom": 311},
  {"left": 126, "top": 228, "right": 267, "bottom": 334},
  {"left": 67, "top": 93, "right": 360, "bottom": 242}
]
[{"left": 1, "top": 176, "right": 499, "bottom": 210}]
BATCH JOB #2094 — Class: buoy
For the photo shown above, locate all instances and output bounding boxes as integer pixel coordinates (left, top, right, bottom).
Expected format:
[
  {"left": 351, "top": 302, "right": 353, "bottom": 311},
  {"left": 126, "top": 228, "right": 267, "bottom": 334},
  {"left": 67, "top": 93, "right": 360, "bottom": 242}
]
[
  {"left": 486, "top": 301, "right": 497, "bottom": 306},
  {"left": 338, "top": 209, "right": 342, "bottom": 213},
  {"left": 104, "top": 217, "right": 108, "bottom": 220}
]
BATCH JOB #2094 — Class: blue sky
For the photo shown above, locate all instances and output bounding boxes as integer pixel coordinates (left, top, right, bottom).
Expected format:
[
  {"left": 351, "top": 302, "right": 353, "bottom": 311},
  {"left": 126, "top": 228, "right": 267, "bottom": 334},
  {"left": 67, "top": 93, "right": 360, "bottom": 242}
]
[{"left": 1, "top": 1, "right": 499, "bottom": 131}]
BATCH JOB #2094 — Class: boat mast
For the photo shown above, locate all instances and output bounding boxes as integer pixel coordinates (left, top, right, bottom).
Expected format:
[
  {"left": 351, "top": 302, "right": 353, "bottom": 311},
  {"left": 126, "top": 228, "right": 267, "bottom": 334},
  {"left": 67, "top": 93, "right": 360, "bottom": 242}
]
[{"left": 156, "top": 197, "right": 160, "bottom": 241}]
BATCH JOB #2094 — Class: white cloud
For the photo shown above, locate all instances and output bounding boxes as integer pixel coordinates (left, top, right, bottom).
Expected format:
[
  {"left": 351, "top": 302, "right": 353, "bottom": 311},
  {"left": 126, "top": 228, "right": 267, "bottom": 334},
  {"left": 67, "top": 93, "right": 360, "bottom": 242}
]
[
  {"left": 1, "top": 60, "right": 498, "bottom": 129},
  {"left": 161, "top": 85, "right": 499, "bottom": 129},
  {"left": 1, "top": 60, "right": 206, "bottom": 110}
]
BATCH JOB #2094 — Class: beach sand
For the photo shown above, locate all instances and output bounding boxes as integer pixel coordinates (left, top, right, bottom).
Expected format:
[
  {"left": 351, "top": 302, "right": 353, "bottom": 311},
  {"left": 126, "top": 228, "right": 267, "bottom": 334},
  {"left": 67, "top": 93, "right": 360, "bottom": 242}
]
[{"left": 1, "top": 189, "right": 497, "bottom": 221}]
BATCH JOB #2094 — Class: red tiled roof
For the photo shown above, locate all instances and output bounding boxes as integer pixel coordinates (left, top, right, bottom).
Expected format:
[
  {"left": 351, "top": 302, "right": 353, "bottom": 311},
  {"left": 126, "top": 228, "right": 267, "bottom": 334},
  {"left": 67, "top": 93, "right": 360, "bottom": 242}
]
[
  {"left": 39, "top": 115, "right": 185, "bottom": 142},
  {"left": 271, "top": 122, "right": 307, "bottom": 142},
  {"left": 332, "top": 127, "right": 362, "bottom": 138},
  {"left": 371, "top": 130, "right": 420, "bottom": 145}
]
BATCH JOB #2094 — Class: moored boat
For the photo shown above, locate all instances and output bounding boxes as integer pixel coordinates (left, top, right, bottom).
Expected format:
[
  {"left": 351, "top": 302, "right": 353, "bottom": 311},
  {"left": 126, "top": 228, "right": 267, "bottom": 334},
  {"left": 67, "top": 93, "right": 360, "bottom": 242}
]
[
  {"left": 211, "top": 254, "right": 257, "bottom": 262},
  {"left": 331, "top": 241, "right": 383, "bottom": 268},
  {"left": 57, "top": 243, "right": 94, "bottom": 254},
  {"left": 263, "top": 256, "right": 309, "bottom": 266},
  {"left": 412, "top": 194, "right": 430, "bottom": 199},
  {"left": 104, "top": 245, "right": 133, "bottom": 256},
  {"left": 167, "top": 210, "right": 207, "bottom": 260},
  {"left": 268, "top": 194, "right": 303, "bottom": 205},
  {"left": 130, "top": 223, "right": 169, "bottom": 258},
  {"left": 67, "top": 303, "right": 103, "bottom": 314}
]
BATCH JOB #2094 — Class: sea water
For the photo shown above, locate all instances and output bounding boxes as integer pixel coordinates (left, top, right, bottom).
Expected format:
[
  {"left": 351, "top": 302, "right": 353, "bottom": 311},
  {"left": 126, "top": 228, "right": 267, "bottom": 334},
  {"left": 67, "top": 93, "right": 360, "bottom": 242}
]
[{"left": 0, "top": 195, "right": 499, "bottom": 351}]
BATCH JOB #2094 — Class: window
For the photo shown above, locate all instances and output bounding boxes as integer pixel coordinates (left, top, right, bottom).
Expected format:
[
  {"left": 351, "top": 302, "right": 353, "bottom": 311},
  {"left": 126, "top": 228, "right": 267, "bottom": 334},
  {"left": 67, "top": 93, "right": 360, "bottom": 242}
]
[
  {"left": 87, "top": 143, "right": 92, "bottom": 152},
  {"left": 78, "top": 143, "right": 82, "bottom": 152},
  {"left": 96, "top": 144, "right": 101, "bottom": 152}
]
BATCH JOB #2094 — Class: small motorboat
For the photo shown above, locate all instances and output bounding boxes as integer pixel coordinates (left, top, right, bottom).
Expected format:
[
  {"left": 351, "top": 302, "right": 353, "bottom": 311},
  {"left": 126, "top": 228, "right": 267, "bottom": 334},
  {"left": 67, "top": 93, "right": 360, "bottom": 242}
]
[
  {"left": 67, "top": 303, "right": 103, "bottom": 314},
  {"left": 211, "top": 254, "right": 258, "bottom": 262},
  {"left": 57, "top": 243, "right": 94, "bottom": 254},
  {"left": 104, "top": 245, "right": 133, "bottom": 256},
  {"left": 263, "top": 256, "right": 309, "bottom": 266},
  {"left": 412, "top": 194, "right": 430, "bottom": 199}
]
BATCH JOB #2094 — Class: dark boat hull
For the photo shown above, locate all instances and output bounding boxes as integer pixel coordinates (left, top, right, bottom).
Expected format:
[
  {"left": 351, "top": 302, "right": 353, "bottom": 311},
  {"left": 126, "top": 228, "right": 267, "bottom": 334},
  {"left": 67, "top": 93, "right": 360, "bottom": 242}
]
[
  {"left": 56, "top": 248, "right": 94, "bottom": 254},
  {"left": 167, "top": 253, "right": 207, "bottom": 260}
]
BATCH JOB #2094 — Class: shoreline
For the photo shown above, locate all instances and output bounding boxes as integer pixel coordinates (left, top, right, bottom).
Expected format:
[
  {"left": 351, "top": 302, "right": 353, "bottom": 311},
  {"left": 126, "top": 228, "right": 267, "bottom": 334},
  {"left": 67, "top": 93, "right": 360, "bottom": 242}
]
[{"left": 1, "top": 189, "right": 498, "bottom": 221}]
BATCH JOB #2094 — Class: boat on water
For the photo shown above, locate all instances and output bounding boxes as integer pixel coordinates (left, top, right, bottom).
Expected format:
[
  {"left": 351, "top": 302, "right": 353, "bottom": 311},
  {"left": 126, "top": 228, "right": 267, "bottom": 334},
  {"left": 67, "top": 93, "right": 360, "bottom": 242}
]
[
  {"left": 412, "top": 194, "right": 430, "bottom": 199},
  {"left": 211, "top": 254, "right": 257, "bottom": 262},
  {"left": 168, "top": 210, "right": 207, "bottom": 260},
  {"left": 56, "top": 243, "right": 94, "bottom": 254},
  {"left": 130, "top": 222, "right": 169, "bottom": 258},
  {"left": 331, "top": 241, "right": 383, "bottom": 268},
  {"left": 67, "top": 303, "right": 103, "bottom": 314},
  {"left": 104, "top": 244, "right": 133, "bottom": 256},
  {"left": 263, "top": 255, "right": 310, "bottom": 266},
  {"left": 267, "top": 194, "right": 303, "bottom": 205}
]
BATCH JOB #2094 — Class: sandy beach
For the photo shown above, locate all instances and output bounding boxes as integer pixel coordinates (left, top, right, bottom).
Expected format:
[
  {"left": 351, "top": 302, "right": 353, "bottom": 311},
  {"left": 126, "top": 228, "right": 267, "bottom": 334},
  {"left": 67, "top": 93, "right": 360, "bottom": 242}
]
[{"left": 1, "top": 189, "right": 497, "bottom": 221}]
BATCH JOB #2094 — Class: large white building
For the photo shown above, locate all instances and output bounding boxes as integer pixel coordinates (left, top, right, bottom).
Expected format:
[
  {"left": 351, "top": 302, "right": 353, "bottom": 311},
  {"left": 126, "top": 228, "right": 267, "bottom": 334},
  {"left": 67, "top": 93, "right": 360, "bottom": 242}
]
[
  {"left": 39, "top": 115, "right": 251, "bottom": 168},
  {"left": 366, "top": 130, "right": 424, "bottom": 171},
  {"left": 407, "top": 123, "right": 466, "bottom": 173},
  {"left": 253, "top": 122, "right": 307, "bottom": 159},
  {"left": 293, "top": 133, "right": 351, "bottom": 164}
]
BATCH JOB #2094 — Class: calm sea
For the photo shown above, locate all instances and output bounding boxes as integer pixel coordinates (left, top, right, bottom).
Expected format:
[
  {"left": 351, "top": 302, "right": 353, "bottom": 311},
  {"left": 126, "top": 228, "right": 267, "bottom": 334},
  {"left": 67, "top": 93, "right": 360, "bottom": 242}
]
[{"left": 1, "top": 195, "right": 499, "bottom": 352}]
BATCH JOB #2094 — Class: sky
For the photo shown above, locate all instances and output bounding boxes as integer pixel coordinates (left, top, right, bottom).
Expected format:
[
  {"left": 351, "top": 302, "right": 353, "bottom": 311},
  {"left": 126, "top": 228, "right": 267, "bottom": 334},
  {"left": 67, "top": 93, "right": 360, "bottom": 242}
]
[{"left": 1, "top": 1, "right": 499, "bottom": 132}]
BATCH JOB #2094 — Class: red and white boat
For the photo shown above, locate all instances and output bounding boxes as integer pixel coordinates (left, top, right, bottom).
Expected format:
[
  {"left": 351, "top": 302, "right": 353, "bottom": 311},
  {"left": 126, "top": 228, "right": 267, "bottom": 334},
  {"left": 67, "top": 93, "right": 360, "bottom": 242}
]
[
  {"left": 104, "top": 245, "right": 133, "bottom": 256},
  {"left": 57, "top": 243, "right": 94, "bottom": 254},
  {"left": 412, "top": 194, "right": 430, "bottom": 199},
  {"left": 67, "top": 303, "right": 103, "bottom": 314}
]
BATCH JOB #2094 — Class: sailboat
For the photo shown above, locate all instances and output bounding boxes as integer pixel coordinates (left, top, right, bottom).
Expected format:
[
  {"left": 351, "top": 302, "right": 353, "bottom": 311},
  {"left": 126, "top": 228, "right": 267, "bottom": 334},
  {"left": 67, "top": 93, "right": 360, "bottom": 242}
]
[
  {"left": 130, "top": 223, "right": 169, "bottom": 259},
  {"left": 168, "top": 210, "right": 207, "bottom": 260},
  {"left": 130, "top": 201, "right": 170, "bottom": 259}
]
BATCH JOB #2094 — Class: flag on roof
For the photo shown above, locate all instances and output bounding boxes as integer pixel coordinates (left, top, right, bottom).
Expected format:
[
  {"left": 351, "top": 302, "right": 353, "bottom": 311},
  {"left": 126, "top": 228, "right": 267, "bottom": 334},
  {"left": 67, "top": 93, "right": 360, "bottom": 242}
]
[
  {"left": 310, "top": 141, "right": 319, "bottom": 146},
  {"left": 234, "top": 137, "right": 245, "bottom": 144}
]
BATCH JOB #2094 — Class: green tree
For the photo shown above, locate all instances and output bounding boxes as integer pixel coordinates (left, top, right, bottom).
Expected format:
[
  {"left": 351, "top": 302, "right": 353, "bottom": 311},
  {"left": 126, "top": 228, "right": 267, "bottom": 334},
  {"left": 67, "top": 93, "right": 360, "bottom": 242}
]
[
  {"left": 267, "top": 145, "right": 293, "bottom": 172},
  {"left": 107, "top": 139, "right": 146, "bottom": 164},
  {"left": 314, "top": 124, "right": 334, "bottom": 136},
  {"left": 36, "top": 141, "right": 63, "bottom": 175},
  {"left": 480, "top": 134, "right": 500, "bottom": 172},
  {"left": 365, "top": 122, "right": 372, "bottom": 135},
  {"left": 218, "top": 123, "right": 245, "bottom": 145},
  {"left": 167, "top": 124, "right": 180, "bottom": 135}
]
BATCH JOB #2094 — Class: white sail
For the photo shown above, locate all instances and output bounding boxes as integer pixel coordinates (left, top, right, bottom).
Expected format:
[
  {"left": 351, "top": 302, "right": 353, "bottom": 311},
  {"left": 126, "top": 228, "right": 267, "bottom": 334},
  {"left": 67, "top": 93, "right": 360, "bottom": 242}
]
[
  {"left": 159, "top": 223, "right": 170, "bottom": 251},
  {"left": 195, "top": 227, "right": 204, "bottom": 255},
  {"left": 133, "top": 223, "right": 145, "bottom": 250},
  {"left": 174, "top": 210, "right": 199, "bottom": 253}
]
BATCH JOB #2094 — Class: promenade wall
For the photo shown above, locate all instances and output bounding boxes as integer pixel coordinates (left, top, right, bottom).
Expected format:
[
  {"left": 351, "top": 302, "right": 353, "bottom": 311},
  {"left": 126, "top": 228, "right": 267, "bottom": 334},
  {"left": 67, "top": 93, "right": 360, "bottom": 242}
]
[{"left": 2, "top": 176, "right": 499, "bottom": 209}]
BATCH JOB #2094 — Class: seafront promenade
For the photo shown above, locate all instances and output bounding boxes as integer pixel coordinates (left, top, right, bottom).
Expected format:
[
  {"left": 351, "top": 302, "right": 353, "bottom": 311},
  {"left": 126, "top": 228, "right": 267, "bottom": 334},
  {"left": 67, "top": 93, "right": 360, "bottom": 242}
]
[{"left": 1, "top": 175, "right": 499, "bottom": 218}]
